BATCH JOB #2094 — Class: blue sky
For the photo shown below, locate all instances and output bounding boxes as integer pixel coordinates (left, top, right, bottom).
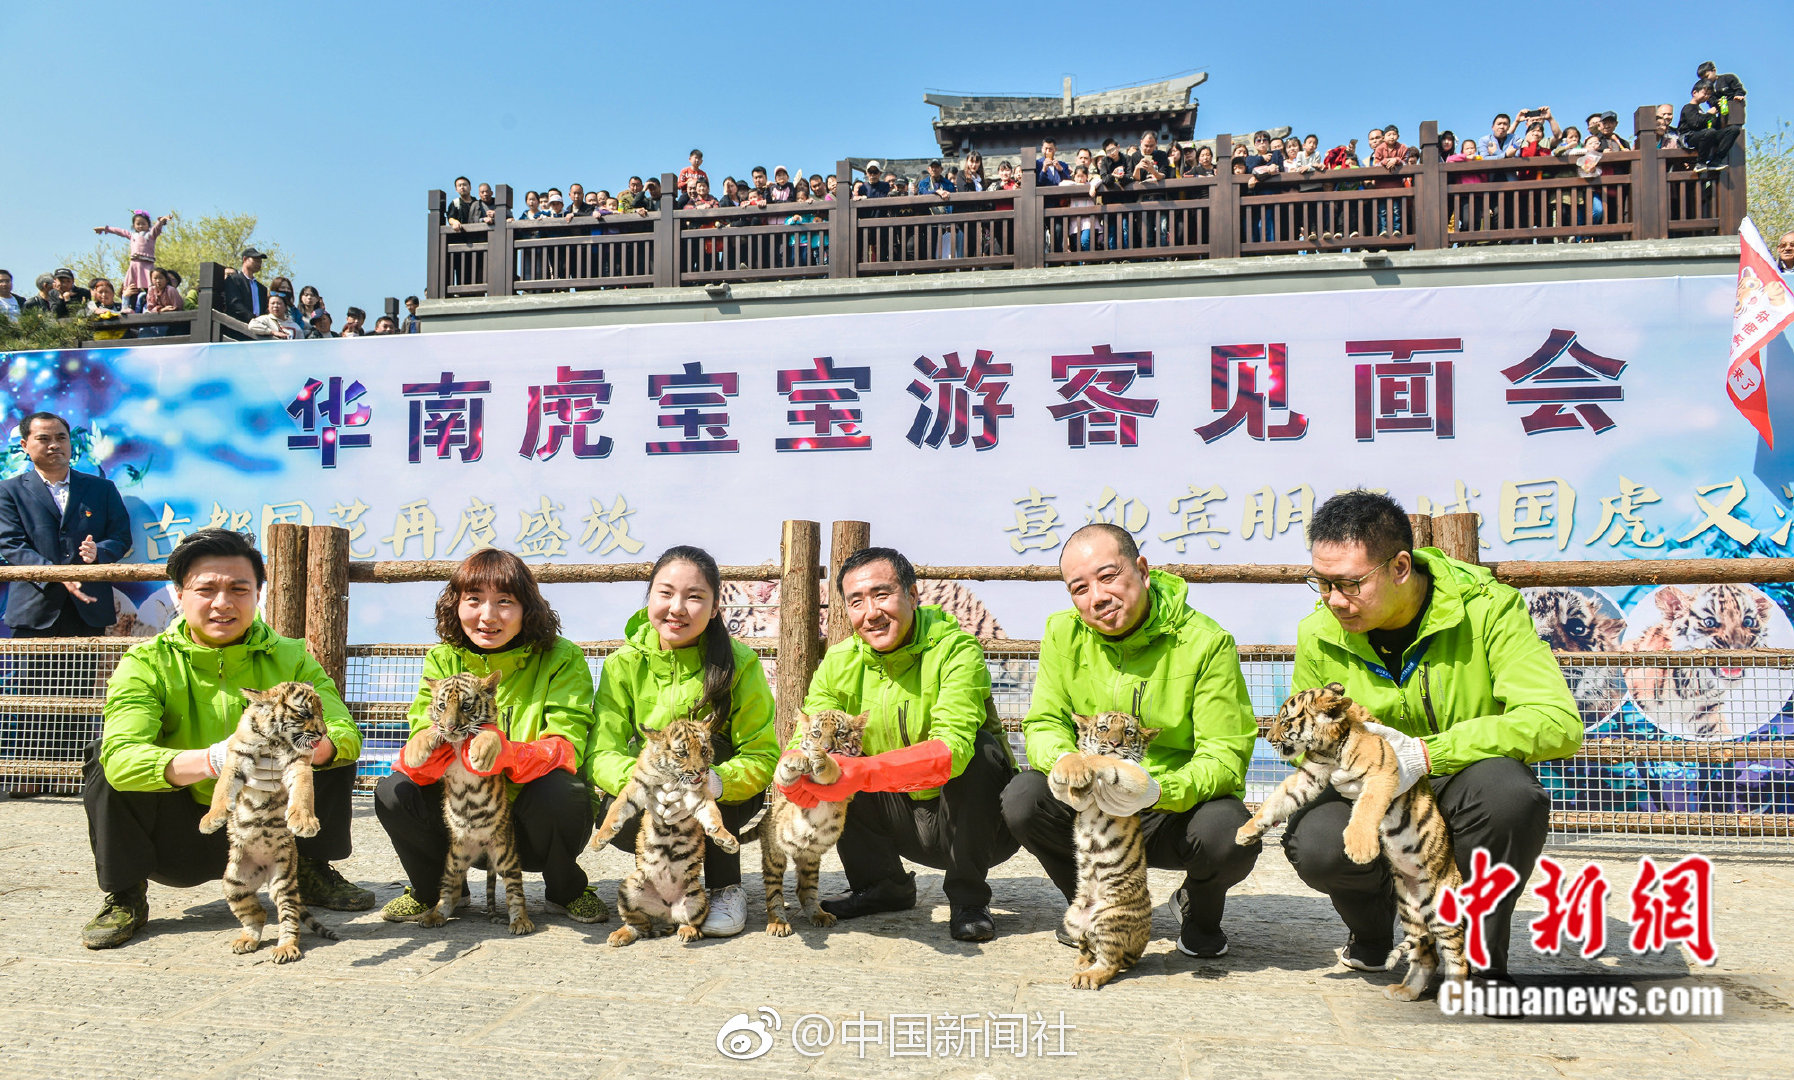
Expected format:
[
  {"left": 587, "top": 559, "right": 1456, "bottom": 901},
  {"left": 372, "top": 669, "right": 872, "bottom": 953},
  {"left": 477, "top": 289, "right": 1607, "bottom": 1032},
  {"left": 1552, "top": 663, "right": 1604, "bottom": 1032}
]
[{"left": 4, "top": 2, "right": 1788, "bottom": 312}]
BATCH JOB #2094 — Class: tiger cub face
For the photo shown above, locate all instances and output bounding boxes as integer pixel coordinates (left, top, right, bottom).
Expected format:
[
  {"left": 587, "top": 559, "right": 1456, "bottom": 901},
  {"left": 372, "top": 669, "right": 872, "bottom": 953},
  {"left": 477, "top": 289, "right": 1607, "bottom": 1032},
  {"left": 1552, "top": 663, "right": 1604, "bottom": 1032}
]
[
  {"left": 1072, "top": 712, "right": 1160, "bottom": 762},
  {"left": 1655, "top": 584, "right": 1773, "bottom": 654},
  {"left": 421, "top": 671, "right": 502, "bottom": 744},
  {"left": 1264, "top": 683, "right": 1359, "bottom": 762},
  {"left": 795, "top": 710, "right": 868, "bottom": 758},
  {"left": 644, "top": 716, "right": 716, "bottom": 785},
  {"left": 241, "top": 682, "right": 327, "bottom": 754},
  {"left": 1528, "top": 588, "right": 1625, "bottom": 653}
]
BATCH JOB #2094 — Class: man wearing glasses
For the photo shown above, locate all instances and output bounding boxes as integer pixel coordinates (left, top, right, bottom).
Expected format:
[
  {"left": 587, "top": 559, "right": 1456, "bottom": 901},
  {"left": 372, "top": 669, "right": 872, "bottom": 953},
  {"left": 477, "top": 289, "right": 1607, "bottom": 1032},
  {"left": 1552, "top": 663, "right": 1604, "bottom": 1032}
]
[{"left": 1282, "top": 491, "right": 1580, "bottom": 988}]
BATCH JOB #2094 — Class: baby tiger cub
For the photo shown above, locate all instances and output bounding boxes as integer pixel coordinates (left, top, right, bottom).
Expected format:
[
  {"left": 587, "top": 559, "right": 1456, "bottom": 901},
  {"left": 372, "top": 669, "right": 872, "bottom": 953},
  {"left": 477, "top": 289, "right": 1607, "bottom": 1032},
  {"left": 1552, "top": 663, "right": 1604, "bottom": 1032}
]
[
  {"left": 591, "top": 715, "right": 740, "bottom": 946},
  {"left": 760, "top": 710, "right": 868, "bottom": 936},
  {"left": 402, "top": 670, "right": 533, "bottom": 935},
  {"left": 197, "top": 682, "right": 338, "bottom": 963},
  {"left": 1236, "top": 683, "right": 1467, "bottom": 1001},
  {"left": 1048, "top": 712, "right": 1161, "bottom": 990}
]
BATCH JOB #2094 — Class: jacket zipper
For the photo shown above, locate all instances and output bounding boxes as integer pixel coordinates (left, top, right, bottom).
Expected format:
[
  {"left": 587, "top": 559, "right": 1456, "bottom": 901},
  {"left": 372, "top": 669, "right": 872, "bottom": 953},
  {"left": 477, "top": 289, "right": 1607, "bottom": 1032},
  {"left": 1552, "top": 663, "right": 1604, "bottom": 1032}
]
[
  {"left": 895, "top": 702, "right": 912, "bottom": 747},
  {"left": 1418, "top": 663, "right": 1440, "bottom": 734}
]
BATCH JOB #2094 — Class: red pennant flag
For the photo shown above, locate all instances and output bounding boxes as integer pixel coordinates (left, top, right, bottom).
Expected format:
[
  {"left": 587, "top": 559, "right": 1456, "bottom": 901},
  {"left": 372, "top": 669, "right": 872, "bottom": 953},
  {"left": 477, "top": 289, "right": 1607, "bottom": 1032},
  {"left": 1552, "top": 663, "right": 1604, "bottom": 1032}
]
[{"left": 1729, "top": 219, "right": 1794, "bottom": 448}]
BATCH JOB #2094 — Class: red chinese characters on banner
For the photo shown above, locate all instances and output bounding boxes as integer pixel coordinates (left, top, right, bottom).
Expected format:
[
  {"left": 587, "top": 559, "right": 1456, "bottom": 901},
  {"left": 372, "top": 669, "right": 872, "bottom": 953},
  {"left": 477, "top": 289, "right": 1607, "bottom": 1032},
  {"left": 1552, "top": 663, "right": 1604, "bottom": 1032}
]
[
  {"left": 1628, "top": 855, "right": 1717, "bottom": 965},
  {"left": 1196, "top": 343, "right": 1309, "bottom": 443},
  {"left": 1501, "top": 329, "right": 1627, "bottom": 435},
  {"left": 778, "top": 356, "right": 872, "bottom": 452},
  {"left": 1048, "top": 345, "right": 1157, "bottom": 448},
  {"left": 1347, "top": 338, "right": 1461, "bottom": 441},
  {"left": 646, "top": 361, "right": 739, "bottom": 455},
  {"left": 402, "top": 371, "right": 492, "bottom": 463},
  {"left": 1436, "top": 847, "right": 1520, "bottom": 971},
  {"left": 906, "top": 349, "right": 1014, "bottom": 451},
  {"left": 1530, "top": 857, "right": 1610, "bottom": 959},
  {"left": 519, "top": 366, "right": 613, "bottom": 460}
]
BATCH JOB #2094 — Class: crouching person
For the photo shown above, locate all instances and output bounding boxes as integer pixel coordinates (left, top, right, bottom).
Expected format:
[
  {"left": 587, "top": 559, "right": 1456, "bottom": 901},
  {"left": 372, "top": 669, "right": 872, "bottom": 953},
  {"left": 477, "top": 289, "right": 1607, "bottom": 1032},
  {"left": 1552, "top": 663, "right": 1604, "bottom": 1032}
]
[
  {"left": 375, "top": 548, "right": 603, "bottom": 924},
  {"left": 778, "top": 547, "right": 1019, "bottom": 942},
  {"left": 82, "top": 528, "right": 370, "bottom": 949},
  {"left": 1001, "top": 524, "right": 1261, "bottom": 957}
]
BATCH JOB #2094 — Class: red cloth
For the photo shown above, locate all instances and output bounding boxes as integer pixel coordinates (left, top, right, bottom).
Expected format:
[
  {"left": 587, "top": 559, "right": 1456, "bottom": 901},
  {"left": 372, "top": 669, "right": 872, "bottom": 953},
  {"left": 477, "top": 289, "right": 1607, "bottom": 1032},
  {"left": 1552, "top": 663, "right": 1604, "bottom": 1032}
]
[
  {"left": 394, "top": 725, "right": 575, "bottom": 786},
  {"left": 778, "top": 740, "right": 954, "bottom": 807}
]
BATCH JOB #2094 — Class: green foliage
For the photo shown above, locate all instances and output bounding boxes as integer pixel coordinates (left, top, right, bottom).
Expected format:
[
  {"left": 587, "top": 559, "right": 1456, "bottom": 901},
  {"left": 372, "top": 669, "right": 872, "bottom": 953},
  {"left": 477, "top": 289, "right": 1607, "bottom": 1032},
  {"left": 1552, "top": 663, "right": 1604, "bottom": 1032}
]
[
  {"left": 1748, "top": 121, "right": 1794, "bottom": 242},
  {"left": 62, "top": 211, "right": 294, "bottom": 294},
  {"left": 0, "top": 309, "right": 92, "bottom": 350}
]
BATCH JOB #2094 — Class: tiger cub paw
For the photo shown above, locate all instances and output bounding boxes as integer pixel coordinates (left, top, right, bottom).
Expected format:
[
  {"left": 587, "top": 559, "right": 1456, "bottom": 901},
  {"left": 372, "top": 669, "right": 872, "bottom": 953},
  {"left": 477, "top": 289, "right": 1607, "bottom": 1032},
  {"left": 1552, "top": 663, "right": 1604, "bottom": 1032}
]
[
  {"left": 508, "top": 913, "right": 535, "bottom": 936},
  {"left": 708, "top": 829, "right": 740, "bottom": 854},
  {"left": 418, "top": 908, "right": 448, "bottom": 929},
  {"left": 607, "top": 926, "right": 639, "bottom": 948},
  {"left": 1341, "top": 824, "right": 1381, "bottom": 865},
  {"left": 808, "top": 909, "right": 837, "bottom": 928},
  {"left": 198, "top": 811, "right": 228, "bottom": 835},
  {"left": 1383, "top": 982, "right": 1422, "bottom": 1002},
  {"left": 466, "top": 730, "right": 502, "bottom": 773},
  {"left": 285, "top": 811, "right": 321, "bottom": 838},
  {"left": 1234, "top": 821, "right": 1266, "bottom": 847},
  {"left": 766, "top": 919, "right": 794, "bottom": 937},
  {"left": 1070, "top": 968, "right": 1115, "bottom": 990},
  {"left": 676, "top": 924, "right": 703, "bottom": 943},
  {"left": 270, "top": 943, "right": 303, "bottom": 964},
  {"left": 230, "top": 931, "right": 261, "bottom": 954},
  {"left": 400, "top": 736, "right": 435, "bottom": 770}
]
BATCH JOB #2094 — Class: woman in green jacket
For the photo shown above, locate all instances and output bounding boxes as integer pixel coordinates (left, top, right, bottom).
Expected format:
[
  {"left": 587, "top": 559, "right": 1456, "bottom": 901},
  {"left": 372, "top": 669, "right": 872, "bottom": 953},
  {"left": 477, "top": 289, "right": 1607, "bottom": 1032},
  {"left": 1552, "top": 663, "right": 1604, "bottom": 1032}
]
[
  {"left": 375, "top": 547, "right": 606, "bottom": 924},
  {"left": 587, "top": 545, "right": 779, "bottom": 938}
]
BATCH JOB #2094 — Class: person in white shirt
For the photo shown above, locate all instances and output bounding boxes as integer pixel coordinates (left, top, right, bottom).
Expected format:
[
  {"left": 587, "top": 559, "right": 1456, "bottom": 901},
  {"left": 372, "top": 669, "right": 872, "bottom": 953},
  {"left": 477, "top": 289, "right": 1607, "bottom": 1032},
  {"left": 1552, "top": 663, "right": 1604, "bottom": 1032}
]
[
  {"left": 0, "top": 269, "right": 21, "bottom": 319},
  {"left": 247, "top": 293, "right": 305, "bottom": 340}
]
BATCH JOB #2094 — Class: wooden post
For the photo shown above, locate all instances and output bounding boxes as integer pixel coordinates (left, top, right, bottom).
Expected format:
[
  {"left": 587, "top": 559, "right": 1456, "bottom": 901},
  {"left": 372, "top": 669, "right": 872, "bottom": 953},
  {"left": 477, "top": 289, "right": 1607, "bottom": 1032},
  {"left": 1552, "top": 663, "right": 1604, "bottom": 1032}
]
[
  {"left": 1408, "top": 513, "right": 1435, "bottom": 552},
  {"left": 1717, "top": 99, "right": 1748, "bottom": 234},
  {"left": 426, "top": 189, "right": 445, "bottom": 299},
  {"left": 826, "top": 520, "right": 871, "bottom": 646},
  {"left": 1416, "top": 121, "right": 1444, "bottom": 250},
  {"left": 1634, "top": 105, "right": 1667, "bottom": 240},
  {"left": 1433, "top": 512, "right": 1481, "bottom": 564},
  {"left": 829, "top": 160, "right": 854, "bottom": 279},
  {"left": 775, "top": 520, "right": 823, "bottom": 745},
  {"left": 304, "top": 525, "right": 351, "bottom": 692},
  {"left": 653, "top": 172, "right": 680, "bottom": 288},
  {"left": 193, "top": 262, "right": 222, "bottom": 342},
  {"left": 1015, "top": 147, "right": 1042, "bottom": 270},
  {"left": 1212, "top": 135, "right": 1240, "bottom": 259},
  {"left": 264, "top": 523, "right": 308, "bottom": 640},
  {"left": 489, "top": 184, "right": 515, "bottom": 297}
]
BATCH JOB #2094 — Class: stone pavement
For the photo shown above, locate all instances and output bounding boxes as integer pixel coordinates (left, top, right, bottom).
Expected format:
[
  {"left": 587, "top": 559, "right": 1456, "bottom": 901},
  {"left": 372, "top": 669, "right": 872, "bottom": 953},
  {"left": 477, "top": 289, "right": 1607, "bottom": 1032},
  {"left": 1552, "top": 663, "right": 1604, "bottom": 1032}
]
[{"left": 1, "top": 795, "right": 1790, "bottom": 1080}]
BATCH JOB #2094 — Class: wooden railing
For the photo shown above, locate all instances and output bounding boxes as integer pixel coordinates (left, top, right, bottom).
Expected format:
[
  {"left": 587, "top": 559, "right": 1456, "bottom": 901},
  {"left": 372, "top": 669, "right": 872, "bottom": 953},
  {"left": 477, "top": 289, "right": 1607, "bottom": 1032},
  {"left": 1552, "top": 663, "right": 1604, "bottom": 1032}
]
[
  {"left": 60, "top": 266, "right": 405, "bottom": 349},
  {"left": 426, "top": 104, "right": 1747, "bottom": 299}
]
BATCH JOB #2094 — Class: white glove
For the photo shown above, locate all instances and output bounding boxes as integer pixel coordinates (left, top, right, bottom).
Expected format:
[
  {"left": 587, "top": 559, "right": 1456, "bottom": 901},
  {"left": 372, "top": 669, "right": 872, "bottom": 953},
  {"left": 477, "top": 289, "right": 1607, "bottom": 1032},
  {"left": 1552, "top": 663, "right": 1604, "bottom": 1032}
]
[
  {"left": 1359, "top": 721, "right": 1431, "bottom": 797},
  {"left": 705, "top": 769, "right": 724, "bottom": 800},
  {"left": 1093, "top": 771, "right": 1161, "bottom": 817},
  {"left": 205, "top": 740, "right": 285, "bottom": 792}
]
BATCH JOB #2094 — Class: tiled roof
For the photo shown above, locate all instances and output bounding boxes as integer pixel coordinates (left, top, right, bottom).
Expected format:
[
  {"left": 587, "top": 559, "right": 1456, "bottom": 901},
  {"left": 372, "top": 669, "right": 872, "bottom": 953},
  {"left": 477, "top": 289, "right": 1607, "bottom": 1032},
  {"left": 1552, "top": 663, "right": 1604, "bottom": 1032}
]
[{"left": 925, "top": 73, "right": 1205, "bottom": 127}]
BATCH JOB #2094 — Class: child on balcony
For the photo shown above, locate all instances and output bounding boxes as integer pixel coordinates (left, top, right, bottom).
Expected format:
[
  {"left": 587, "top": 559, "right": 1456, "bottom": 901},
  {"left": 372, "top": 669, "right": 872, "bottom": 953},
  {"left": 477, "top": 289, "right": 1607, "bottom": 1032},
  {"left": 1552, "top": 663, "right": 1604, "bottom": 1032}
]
[{"left": 92, "top": 211, "right": 171, "bottom": 294}]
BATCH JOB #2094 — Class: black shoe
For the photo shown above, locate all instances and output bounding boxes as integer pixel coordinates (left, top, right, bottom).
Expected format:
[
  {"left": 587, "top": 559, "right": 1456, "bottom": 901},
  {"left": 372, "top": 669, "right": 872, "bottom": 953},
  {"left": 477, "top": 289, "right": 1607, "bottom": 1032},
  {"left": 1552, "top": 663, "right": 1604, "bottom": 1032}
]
[
  {"left": 819, "top": 871, "right": 916, "bottom": 920},
  {"left": 1336, "top": 934, "right": 1399, "bottom": 972},
  {"left": 1055, "top": 923, "right": 1079, "bottom": 948},
  {"left": 1175, "top": 925, "right": 1229, "bottom": 958},
  {"left": 949, "top": 905, "right": 994, "bottom": 942},
  {"left": 1469, "top": 971, "right": 1524, "bottom": 1019}
]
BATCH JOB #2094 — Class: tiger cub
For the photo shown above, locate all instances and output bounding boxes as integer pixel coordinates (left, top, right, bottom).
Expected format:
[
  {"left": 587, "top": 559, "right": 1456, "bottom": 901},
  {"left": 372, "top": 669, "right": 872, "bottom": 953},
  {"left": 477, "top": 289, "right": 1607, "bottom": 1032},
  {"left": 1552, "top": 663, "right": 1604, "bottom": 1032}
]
[
  {"left": 401, "top": 670, "right": 533, "bottom": 935},
  {"left": 197, "top": 682, "right": 338, "bottom": 963},
  {"left": 760, "top": 710, "right": 868, "bottom": 936},
  {"left": 591, "top": 715, "right": 741, "bottom": 946},
  {"left": 1236, "top": 683, "right": 1467, "bottom": 1001},
  {"left": 1047, "top": 712, "right": 1160, "bottom": 990}
]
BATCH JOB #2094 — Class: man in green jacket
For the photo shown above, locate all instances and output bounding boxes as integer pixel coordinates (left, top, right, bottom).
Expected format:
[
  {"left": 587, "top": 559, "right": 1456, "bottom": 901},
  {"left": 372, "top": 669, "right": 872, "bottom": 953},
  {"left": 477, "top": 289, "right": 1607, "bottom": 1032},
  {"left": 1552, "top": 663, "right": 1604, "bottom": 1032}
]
[
  {"left": 81, "top": 528, "right": 372, "bottom": 949},
  {"left": 779, "top": 547, "right": 1019, "bottom": 942},
  {"left": 1001, "top": 524, "right": 1260, "bottom": 958},
  {"left": 1286, "top": 491, "right": 1581, "bottom": 981}
]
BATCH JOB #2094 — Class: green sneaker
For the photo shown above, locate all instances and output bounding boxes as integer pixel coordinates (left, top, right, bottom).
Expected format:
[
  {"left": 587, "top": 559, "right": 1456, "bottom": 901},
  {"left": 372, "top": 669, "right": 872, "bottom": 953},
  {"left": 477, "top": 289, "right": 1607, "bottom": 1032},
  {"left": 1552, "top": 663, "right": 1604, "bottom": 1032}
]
[
  {"left": 82, "top": 884, "right": 149, "bottom": 949},
  {"left": 297, "top": 857, "right": 376, "bottom": 911},
  {"left": 548, "top": 886, "right": 610, "bottom": 924},
  {"left": 381, "top": 886, "right": 431, "bottom": 923}
]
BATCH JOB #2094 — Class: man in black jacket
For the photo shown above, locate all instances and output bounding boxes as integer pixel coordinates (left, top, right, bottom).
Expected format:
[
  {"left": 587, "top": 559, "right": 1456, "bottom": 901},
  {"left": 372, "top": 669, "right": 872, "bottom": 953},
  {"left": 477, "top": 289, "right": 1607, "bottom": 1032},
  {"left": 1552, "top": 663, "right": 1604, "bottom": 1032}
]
[
  {"left": 1679, "top": 81, "right": 1740, "bottom": 173},
  {"left": 218, "top": 248, "right": 267, "bottom": 322}
]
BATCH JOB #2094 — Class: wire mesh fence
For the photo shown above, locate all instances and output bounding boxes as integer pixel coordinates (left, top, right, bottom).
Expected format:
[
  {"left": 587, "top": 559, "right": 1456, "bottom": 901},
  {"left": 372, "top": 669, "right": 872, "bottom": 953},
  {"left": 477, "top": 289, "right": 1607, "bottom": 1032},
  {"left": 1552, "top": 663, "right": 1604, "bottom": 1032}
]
[{"left": 4, "top": 637, "right": 1791, "bottom": 849}]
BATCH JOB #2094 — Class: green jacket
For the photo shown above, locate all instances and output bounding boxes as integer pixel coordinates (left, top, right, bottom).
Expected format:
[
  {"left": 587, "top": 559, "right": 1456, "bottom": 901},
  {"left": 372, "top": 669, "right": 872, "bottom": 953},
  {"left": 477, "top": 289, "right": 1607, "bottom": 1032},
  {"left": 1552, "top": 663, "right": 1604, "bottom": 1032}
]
[
  {"left": 587, "top": 610, "right": 778, "bottom": 804},
  {"left": 406, "top": 636, "right": 595, "bottom": 772},
  {"left": 100, "top": 616, "right": 360, "bottom": 805},
  {"left": 1023, "top": 570, "right": 1257, "bottom": 812},
  {"left": 1292, "top": 548, "right": 1582, "bottom": 775},
  {"left": 799, "top": 605, "right": 1010, "bottom": 801}
]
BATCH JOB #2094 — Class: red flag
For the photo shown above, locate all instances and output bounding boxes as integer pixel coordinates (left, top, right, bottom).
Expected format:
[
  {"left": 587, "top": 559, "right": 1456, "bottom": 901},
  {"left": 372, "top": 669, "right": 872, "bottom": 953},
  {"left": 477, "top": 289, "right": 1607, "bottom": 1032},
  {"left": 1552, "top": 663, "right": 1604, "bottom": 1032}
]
[{"left": 1728, "top": 219, "right": 1794, "bottom": 448}]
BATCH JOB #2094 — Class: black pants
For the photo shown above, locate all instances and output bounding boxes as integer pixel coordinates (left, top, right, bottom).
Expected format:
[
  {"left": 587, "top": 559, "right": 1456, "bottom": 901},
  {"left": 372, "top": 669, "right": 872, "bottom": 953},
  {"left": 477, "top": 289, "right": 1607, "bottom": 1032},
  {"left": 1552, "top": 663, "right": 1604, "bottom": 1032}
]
[
  {"left": 375, "top": 769, "right": 594, "bottom": 908},
  {"left": 834, "top": 730, "right": 1021, "bottom": 909},
  {"left": 1282, "top": 756, "right": 1551, "bottom": 976},
  {"left": 1000, "top": 768, "right": 1259, "bottom": 937},
  {"left": 84, "top": 747, "right": 355, "bottom": 894},
  {"left": 1684, "top": 126, "right": 1741, "bottom": 165},
  {"left": 599, "top": 790, "right": 764, "bottom": 890}
]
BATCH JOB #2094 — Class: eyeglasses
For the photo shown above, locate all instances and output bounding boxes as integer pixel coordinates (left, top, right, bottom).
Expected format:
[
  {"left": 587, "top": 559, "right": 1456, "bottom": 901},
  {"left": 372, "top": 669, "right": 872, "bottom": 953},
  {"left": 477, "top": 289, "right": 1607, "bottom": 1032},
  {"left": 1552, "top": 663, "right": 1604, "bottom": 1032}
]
[{"left": 1302, "top": 554, "right": 1397, "bottom": 597}]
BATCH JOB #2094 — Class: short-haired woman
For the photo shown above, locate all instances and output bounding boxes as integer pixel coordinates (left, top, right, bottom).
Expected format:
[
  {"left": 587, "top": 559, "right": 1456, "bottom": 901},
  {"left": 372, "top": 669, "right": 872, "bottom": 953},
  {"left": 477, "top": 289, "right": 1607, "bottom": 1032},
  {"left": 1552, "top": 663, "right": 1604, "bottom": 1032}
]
[
  {"left": 586, "top": 545, "right": 779, "bottom": 937},
  {"left": 375, "top": 548, "right": 606, "bottom": 924}
]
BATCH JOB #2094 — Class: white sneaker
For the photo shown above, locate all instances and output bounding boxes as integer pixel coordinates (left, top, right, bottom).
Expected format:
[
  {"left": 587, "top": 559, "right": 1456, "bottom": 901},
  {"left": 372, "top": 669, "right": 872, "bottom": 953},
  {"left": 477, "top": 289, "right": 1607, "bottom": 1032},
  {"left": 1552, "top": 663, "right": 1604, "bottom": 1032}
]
[{"left": 701, "top": 885, "right": 747, "bottom": 937}]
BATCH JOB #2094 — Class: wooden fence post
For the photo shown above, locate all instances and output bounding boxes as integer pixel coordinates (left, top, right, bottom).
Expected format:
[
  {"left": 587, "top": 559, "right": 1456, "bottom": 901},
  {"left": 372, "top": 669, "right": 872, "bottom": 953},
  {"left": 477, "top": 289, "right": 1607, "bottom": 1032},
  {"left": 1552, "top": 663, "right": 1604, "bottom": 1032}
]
[
  {"left": 776, "top": 520, "right": 823, "bottom": 745},
  {"left": 304, "top": 525, "right": 351, "bottom": 692},
  {"left": 1717, "top": 99, "right": 1748, "bottom": 234},
  {"left": 1433, "top": 512, "right": 1481, "bottom": 564},
  {"left": 1408, "top": 513, "right": 1435, "bottom": 552},
  {"left": 193, "top": 262, "right": 223, "bottom": 342},
  {"left": 827, "top": 521, "right": 871, "bottom": 646},
  {"left": 1015, "top": 148, "right": 1042, "bottom": 270},
  {"left": 1416, "top": 121, "right": 1445, "bottom": 250},
  {"left": 264, "top": 523, "right": 309, "bottom": 640},
  {"left": 654, "top": 172, "right": 680, "bottom": 288},
  {"left": 489, "top": 184, "right": 515, "bottom": 297},
  {"left": 1212, "top": 135, "right": 1240, "bottom": 259},
  {"left": 830, "top": 160, "right": 854, "bottom": 279},
  {"left": 426, "top": 190, "right": 445, "bottom": 299},
  {"left": 1634, "top": 105, "right": 1667, "bottom": 240}
]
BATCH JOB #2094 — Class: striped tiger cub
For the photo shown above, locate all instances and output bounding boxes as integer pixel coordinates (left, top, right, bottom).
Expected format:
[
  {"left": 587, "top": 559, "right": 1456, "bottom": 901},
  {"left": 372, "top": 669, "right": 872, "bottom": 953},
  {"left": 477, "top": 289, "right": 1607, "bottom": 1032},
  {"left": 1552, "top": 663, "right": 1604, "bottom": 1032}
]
[
  {"left": 402, "top": 670, "right": 534, "bottom": 935},
  {"left": 1236, "top": 682, "right": 1467, "bottom": 1001},
  {"left": 591, "top": 715, "right": 740, "bottom": 946},
  {"left": 197, "top": 682, "right": 338, "bottom": 962},
  {"left": 760, "top": 710, "right": 868, "bottom": 936},
  {"left": 1048, "top": 712, "right": 1160, "bottom": 990}
]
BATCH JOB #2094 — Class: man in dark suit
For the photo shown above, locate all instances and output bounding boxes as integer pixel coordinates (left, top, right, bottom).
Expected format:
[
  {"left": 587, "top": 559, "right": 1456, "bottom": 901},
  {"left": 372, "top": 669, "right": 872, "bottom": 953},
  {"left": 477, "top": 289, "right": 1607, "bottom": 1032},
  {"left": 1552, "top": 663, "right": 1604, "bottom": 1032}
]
[{"left": 218, "top": 248, "right": 267, "bottom": 323}]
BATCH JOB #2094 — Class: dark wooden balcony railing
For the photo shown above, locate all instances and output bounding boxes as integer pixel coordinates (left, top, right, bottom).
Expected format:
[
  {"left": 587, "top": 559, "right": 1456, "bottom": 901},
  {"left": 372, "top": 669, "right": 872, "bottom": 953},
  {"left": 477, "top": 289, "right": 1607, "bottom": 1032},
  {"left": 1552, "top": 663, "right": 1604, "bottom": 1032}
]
[
  {"left": 59, "top": 265, "right": 406, "bottom": 349},
  {"left": 426, "top": 104, "right": 1747, "bottom": 300}
]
